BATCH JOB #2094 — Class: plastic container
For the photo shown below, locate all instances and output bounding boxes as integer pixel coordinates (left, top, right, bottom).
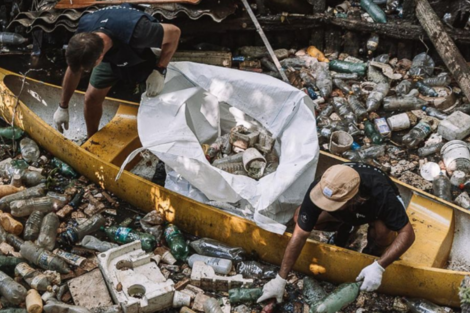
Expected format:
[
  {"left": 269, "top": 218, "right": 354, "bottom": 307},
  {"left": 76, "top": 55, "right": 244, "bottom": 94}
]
[
  {"left": 0, "top": 270, "right": 27, "bottom": 305},
  {"left": 105, "top": 226, "right": 157, "bottom": 252},
  {"left": 425, "top": 107, "right": 447, "bottom": 120},
  {"left": 333, "top": 79, "right": 352, "bottom": 94},
  {"left": 190, "top": 238, "right": 246, "bottom": 262},
  {"left": 383, "top": 93, "right": 427, "bottom": 112},
  {"left": 203, "top": 298, "right": 223, "bottom": 313},
  {"left": 15, "top": 262, "right": 54, "bottom": 292},
  {"left": 386, "top": 112, "right": 417, "bottom": 131},
  {"left": 24, "top": 211, "right": 45, "bottom": 241},
  {"left": 366, "top": 33, "right": 379, "bottom": 55},
  {"left": 402, "top": 120, "right": 432, "bottom": 148},
  {"left": 332, "top": 97, "right": 355, "bottom": 124},
  {"left": 0, "top": 126, "right": 24, "bottom": 140},
  {"left": 360, "top": 0, "right": 387, "bottom": 23},
  {"left": 364, "top": 120, "right": 384, "bottom": 144},
  {"left": 329, "top": 131, "right": 353, "bottom": 154},
  {"left": 21, "top": 171, "right": 45, "bottom": 187},
  {"left": 374, "top": 117, "right": 391, "bottom": 137},
  {"left": 236, "top": 261, "right": 277, "bottom": 279},
  {"left": 416, "top": 81, "right": 438, "bottom": 97},
  {"left": 80, "top": 235, "right": 118, "bottom": 252},
  {"left": 441, "top": 140, "right": 470, "bottom": 175},
  {"left": 0, "top": 183, "right": 47, "bottom": 211},
  {"left": 43, "top": 299, "right": 90, "bottom": 313},
  {"left": 7, "top": 233, "right": 24, "bottom": 250},
  {"left": 20, "top": 241, "right": 71, "bottom": 274},
  {"left": 51, "top": 158, "right": 78, "bottom": 178},
  {"left": 420, "top": 162, "right": 440, "bottom": 181},
  {"left": 188, "top": 254, "right": 232, "bottom": 275},
  {"left": 417, "top": 143, "right": 444, "bottom": 158},
  {"left": 329, "top": 60, "right": 367, "bottom": 75},
  {"left": 366, "top": 82, "right": 390, "bottom": 112},
  {"left": 450, "top": 170, "right": 466, "bottom": 187},
  {"left": 396, "top": 80, "right": 412, "bottom": 97},
  {"left": 403, "top": 297, "right": 447, "bottom": 313},
  {"left": 409, "top": 53, "right": 435, "bottom": 77},
  {"left": 315, "top": 63, "right": 333, "bottom": 98},
  {"left": 310, "top": 282, "right": 361, "bottom": 313},
  {"left": 35, "top": 213, "right": 59, "bottom": 251},
  {"left": 62, "top": 213, "right": 106, "bottom": 244},
  {"left": 20, "top": 138, "right": 40, "bottom": 164},
  {"left": 10, "top": 197, "right": 63, "bottom": 218},
  {"left": 164, "top": 224, "right": 189, "bottom": 260},
  {"left": 242, "top": 148, "right": 266, "bottom": 179},
  {"left": 432, "top": 172, "right": 452, "bottom": 202},
  {"left": 347, "top": 96, "right": 367, "bottom": 121},
  {"left": 423, "top": 74, "right": 451, "bottom": 87}
]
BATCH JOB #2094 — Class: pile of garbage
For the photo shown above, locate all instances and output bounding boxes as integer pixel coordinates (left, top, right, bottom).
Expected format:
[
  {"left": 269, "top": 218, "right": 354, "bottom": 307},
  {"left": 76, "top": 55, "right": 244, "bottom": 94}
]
[
  {"left": 205, "top": 126, "right": 278, "bottom": 180},
  {"left": 231, "top": 42, "right": 470, "bottom": 209},
  {"left": 0, "top": 122, "right": 461, "bottom": 312}
]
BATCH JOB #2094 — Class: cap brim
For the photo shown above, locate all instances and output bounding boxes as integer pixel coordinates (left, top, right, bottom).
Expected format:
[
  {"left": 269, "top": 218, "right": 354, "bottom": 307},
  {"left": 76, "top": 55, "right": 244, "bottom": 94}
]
[{"left": 310, "top": 183, "right": 348, "bottom": 212}]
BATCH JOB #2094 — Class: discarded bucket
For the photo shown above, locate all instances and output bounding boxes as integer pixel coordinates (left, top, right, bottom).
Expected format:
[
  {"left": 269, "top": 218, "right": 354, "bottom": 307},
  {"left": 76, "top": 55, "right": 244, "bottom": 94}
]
[
  {"left": 386, "top": 113, "right": 415, "bottom": 131},
  {"left": 242, "top": 148, "right": 266, "bottom": 179},
  {"left": 173, "top": 291, "right": 191, "bottom": 308},
  {"left": 450, "top": 170, "right": 466, "bottom": 186},
  {"left": 441, "top": 140, "right": 470, "bottom": 175},
  {"left": 455, "top": 192, "right": 470, "bottom": 210},
  {"left": 420, "top": 162, "right": 440, "bottom": 181},
  {"left": 329, "top": 131, "right": 353, "bottom": 154}
]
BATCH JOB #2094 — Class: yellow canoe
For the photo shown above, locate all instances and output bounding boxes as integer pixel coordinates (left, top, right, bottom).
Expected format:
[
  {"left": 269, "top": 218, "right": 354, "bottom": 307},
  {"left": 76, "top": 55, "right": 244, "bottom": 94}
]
[{"left": 0, "top": 68, "right": 469, "bottom": 307}]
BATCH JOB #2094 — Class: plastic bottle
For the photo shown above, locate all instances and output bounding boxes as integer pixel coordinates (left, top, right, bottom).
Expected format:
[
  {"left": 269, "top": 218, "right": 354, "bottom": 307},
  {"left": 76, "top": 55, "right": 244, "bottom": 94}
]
[
  {"left": 366, "top": 82, "right": 390, "bottom": 112},
  {"left": 53, "top": 249, "right": 86, "bottom": 266},
  {"left": 343, "top": 145, "right": 385, "bottom": 162},
  {"left": 229, "top": 288, "right": 263, "bottom": 304},
  {"left": 310, "top": 282, "right": 361, "bottom": 313},
  {"left": 0, "top": 33, "right": 28, "bottom": 46},
  {"left": 423, "top": 74, "right": 451, "bottom": 87},
  {"left": 366, "top": 33, "right": 379, "bottom": 55},
  {"left": 432, "top": 172, "right": 452, "bottom": 202},
  {"left": 416, "top": 81, "right": 438, "bottom": 97},
  {"left": 47, "top": 192, "right": 70, "bottom": 203},
  {"left": 418, "top": 143, "right": 445, "bottom": 157},
  {"left": 26, "top": 289, "right": 42, "bottom": 313},
  {"left": 402, "top": 120, "right": 432, "bottom": 148},
  {"left": 80, "top": 235, "right": 118, "bottom": 252},
  {"left": 189, "top": 238, "right": 246, "bottom": 262},
  {"left": 35, "top": 213, "right": 59, "bottom": 251},
  {"left": 163, "top": 224, "right": 189, "bottom": 261},
  {"left": 333, "top": 79, "right": 352, "bottom": 94},
  {"left": 303, "top": 277, "right": 327, "bottom": 307},
  {"left": 20, "top": 241, "right": 71, "bottom": 274},
  {"left": 0, "top": 159, "right": 29, "bottom": 180},
  {"left": 7, "top": 233, "right": 24, "bottom": 250},
  {"left": 43, "top": 299, "right": 90, "bottom": 313},
  {"left": 0, "top": 183, "right": 47, "bottom": 211},
  {"left": 332, "top": 97, "right": 355, "bottom": 124},
  {"left": 21, "top": 171, "right": 45, "bottom": 187},
  {"left": 0, "top": 185, "right": 25, "bottom": 199},
  {"left": 203, "top": 298, "right": 223, "bottom": 313},
  {"left": 360, "top": 0, "right": 387, "bottom": 23},
  {"left": 68, "top": 189, "right": 84, "bottom": 209},
  {"left": 236, "top": 261, "right": 277, "bottom": 279},
  {"left": 332, "top": 73, "right": 359, "bottom": 80},
  {"left": 315, "top": 63, "right": 333, "bottom": 98},
  {"left": 51, "top": 158, "right": 78, "bottom": 178},
  {"left": 20, "top": 138, "right": 40, "bottom": 164},
  {"left": 403, "top": 298, "right": 447, "bottom": 313},
  {"left": 383, "top": 90, "right": 427, "bottom": 111},
  {"left": 425, "top": 107, "right": 447, "bottom": 120},
  {"left": 104, "top": 226, "right": 156, "bottom": 252},
  {"left": 396, "top": 80, "right": 412, "bottom": 97},
  {"left": 374, "top": 117, "right": 391, "bottom": 137},
  {"left": 10, "top": 197, "right": 64, "bottom": 218},
  {"left": 61, "top": 214, "right": 106, "bottom": 244},
  {"left": 24, "top": 211, "right": 45, "bottom": 241},
  {"left": 364, "top": 120, "right": 384, "bottom": 144},
  {"left": 15, "top": 262, "right": 55, "bottom": 292},
  {"left": 0, "top": 270, "right": 27, "bottom": 305},
  {"left": 188, "top": 254, "right": 232, "bottom": 275},
  {"left": 0, "top": 126, "right": 24, "bottom": 141},
  {"left": 409, "top": 53, "right": 435, "bottom": 77},
  {"left": 329, "top": 60, "right": 367, "bottom": 75},
  {"left": 0, "top": 224, "right": 6, "bottom": 242},
  {"left": 0, "top": 256, "right": 25, "bottom": 273},
  {"left": 347, "top": 96, "right": 368, "bottom": 121},
  {"left": 0, "top": 211, "right": 23, "bottom": 235}
]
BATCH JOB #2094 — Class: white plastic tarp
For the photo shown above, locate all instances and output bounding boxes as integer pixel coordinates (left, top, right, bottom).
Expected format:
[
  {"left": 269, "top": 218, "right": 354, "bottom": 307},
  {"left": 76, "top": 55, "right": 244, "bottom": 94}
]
[{"left": 118, "top": 62, "right": 319, "bottom": 234}]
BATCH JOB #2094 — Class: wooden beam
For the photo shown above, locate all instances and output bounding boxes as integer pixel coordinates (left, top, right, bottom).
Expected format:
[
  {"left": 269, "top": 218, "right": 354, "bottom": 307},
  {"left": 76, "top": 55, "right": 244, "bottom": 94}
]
[{"left": 416, "top": 0, "right": 470, "bottom": 101}]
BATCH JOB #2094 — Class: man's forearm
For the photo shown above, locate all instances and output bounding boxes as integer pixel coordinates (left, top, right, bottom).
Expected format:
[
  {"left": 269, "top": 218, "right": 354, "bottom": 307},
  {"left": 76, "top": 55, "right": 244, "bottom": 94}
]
[
  {"left": 60, "top": 67, "right": 82, "bottom": 108},
  {"left": 279, "top": 225, "right": 310, "bottom": 278},
  {"left": 377, "top": 222, "right": 415, "bottom": 268}
]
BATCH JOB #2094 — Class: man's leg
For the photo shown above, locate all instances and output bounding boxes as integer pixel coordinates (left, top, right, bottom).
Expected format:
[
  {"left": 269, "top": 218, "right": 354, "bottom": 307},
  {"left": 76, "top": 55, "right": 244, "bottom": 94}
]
[
  {"left": 158, "top": 24, "right": 181, "bottom": 68},
  {"left": 364, "top": 220, "right": 397, "bottom": 256},
  {"left": 84, "top": 84, "right": 112, "bottom": 138}
]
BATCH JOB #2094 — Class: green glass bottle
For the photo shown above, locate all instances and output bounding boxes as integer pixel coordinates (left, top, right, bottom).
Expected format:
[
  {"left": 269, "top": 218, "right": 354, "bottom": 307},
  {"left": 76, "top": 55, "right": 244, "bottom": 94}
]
[
  {"left": 51, "top": 158, "right": 79, "bottom": 178},
  {"left": 104, "top": 226, "right": 156, "bottom": 252},
  {"left": 364, "top": 120, "right": 384, "bottom": 144},
  {"left": 360, "top": 0, "right": 387, "bottom": 23},
  {"left": 0, "top": 126, "right": 24, "bottom": 140},
  {"left": 164, "top": 224, "right": 189, "bottom": 261}
]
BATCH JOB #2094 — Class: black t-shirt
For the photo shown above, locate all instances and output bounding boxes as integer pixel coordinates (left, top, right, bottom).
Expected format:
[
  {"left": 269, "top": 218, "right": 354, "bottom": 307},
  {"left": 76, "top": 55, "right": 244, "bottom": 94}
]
[{"left": 297, "top": 163, "right": 409, "bottom": 232}]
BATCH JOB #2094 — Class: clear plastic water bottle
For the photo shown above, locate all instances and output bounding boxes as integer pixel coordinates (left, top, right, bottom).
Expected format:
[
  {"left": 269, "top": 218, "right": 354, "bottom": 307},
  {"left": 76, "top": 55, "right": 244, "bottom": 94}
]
[
  {"left": 35, "top": 213, "right": 59, "bottom": 251},
  {"left": 24, "top": 211, "right": 45, "bottom": 241},
  {"left": 21, "top": 170, "right": 45, "bottom": 187},
  {"left": 347, "top": 96, "right": 368, "bottom": 121},
  {"left": 62, "top": 214, "right": 106, "bottom": 245},
  {"left": 332, "top": 97, "right": 355, "bottom": 124},
  {"left": 395, "top": 80, "right": 412, "bottom": 97},
  {"left": 383, "top": 89, "right": 427, "bottom": 111},
  {"left": 10, "top": 197, "right": 64, "bottom": 218},
  {"left": 188, "top": 254, "right": 232, "bottom": 275},
  {"left": 0, "top": 183, "right": 47, "bottom": 211},
  {"left": 203, "top": 298, "right": 223, "bottom": 313},
  {"left": 20, "top": 241, "right": 71, "bottom": 274},
  {"left": 164, "top": 224, "right": 189, "bottom": 261},
  {"left": 333, "top": 79, "right": 352, "bottom": 94},
  {"left": 432, "top": 172, "right": 452, "bottom": 202},
  {"left": 416, "top": 81, "right": 438, "bottom": 97},
  {"left": 0, "top": 270, "right": 27, "bottom": 305},
  {"left": 366, "top": 33, "right": 379, "bottom": 55},
  {"left": 366, "top": 82, "right": 390, "bottom": 112},
  {"left": 425, "top": 107, "right": 447, "bottom": 120},
  {"left": 402, "top": 120, "right": 432, "bottom": 148},
  {"left": 315, "top": 63, "right": 333, "bottom": 98},
  {"left": 423, "top": 73, "right": 451, "bottom": 87},
  {"left": 418, "top": 143, "right": 444, "bottom": 157},
  {"left": 19, "top": 138, "right": 40, "bottom": 163}
]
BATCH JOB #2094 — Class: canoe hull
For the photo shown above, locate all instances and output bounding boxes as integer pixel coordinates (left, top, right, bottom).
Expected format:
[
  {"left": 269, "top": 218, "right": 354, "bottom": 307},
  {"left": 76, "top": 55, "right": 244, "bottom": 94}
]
[{"left": 0, "top": 68, "right": 467, "bottom": 307}]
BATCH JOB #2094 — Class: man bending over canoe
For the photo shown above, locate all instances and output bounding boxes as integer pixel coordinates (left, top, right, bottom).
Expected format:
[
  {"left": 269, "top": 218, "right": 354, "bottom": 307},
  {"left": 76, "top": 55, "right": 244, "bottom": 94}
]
[
  {"left": 258, "top": 162, "right": 416, "bottom": 303},
  {"left": 54, "top": 4, "right": 180, "bottom": 138}
]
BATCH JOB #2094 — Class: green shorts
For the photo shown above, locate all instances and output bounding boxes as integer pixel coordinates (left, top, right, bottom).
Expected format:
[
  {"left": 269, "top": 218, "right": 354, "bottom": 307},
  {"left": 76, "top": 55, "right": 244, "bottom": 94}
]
[{"left": 89, "top": 62, "right": 119, "bottom": 89}]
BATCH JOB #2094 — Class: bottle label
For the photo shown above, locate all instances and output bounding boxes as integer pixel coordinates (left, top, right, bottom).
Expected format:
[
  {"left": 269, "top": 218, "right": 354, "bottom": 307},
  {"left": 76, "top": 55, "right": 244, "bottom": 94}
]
[
  {"left": 31, "top": 275, "right": 46, "bottom": 289},
  {"left": 374, "top": 118, "right": 391, "bottom": 136},
  {"left": 164, "top": 224, "right": 180, "bottom": 240},
  {"left": 115, "top": 227, "right": 132, "bottom": 242},
  {"left": 54, "top": 249, "right": 86, "bottom": 266},
  {"left": 414, "top": 122, "right": 431, "bottom": 135},
  {"left": 37, "top": 253, "right": 54, "bottom": 268}
]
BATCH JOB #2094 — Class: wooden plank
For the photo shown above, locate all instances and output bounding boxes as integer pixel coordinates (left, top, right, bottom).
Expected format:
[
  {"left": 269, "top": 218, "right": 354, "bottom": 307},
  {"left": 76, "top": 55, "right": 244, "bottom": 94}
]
[
  {"left": 55, "top": 0, "right": 199, "bottom": 9},
  {"left": 416, "top": 0, "right": 470, "bottom": 104}
]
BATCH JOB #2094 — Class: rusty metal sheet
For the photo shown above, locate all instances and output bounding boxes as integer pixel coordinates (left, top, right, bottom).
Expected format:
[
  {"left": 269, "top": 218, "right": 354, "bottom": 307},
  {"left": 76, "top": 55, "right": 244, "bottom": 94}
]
[{"left": 54, "top": 0, "right": 200, "bottom": 10}]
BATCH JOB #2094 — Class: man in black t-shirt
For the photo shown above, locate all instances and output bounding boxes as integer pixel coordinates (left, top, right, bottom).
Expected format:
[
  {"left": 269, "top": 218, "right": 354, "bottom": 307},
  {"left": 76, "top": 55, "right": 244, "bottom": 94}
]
[
  {"left": 53, "top": 4, "right": 181, "bottom": 138},
  {"left": 257, "top": 163, "right": 416, "bottom": 303}
]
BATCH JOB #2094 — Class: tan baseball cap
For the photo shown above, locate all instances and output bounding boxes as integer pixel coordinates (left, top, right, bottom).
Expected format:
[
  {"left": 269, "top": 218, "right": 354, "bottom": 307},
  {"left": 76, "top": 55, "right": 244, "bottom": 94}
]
[{"left": 310, "top": 164, "right": 360, "bottom": 212}]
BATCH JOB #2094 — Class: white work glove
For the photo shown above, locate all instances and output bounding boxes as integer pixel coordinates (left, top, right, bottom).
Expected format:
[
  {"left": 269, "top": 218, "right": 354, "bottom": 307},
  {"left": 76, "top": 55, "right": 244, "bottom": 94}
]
[
  {"left": 257, "top": 274, "right": 287, "bottom": 303},
  {"left": 356, "top": 260, "right": 385, "bottom": 292},
  {"left": 53, "top": 106, "right": 69, "bottom": 133},
  {"left": 145, "top": 70, "right": 165, "bottom": 97}
]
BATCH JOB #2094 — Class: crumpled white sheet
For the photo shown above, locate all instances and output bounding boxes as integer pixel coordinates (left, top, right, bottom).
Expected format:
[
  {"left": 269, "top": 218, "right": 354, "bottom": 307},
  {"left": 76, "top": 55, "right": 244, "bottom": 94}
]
[{"left": 118, "top": 61, "right": 319, "bottom": 234}]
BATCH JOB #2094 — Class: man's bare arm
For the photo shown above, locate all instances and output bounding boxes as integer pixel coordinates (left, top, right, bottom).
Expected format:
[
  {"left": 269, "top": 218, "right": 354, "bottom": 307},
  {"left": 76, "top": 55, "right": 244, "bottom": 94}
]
[
  {"left": 377, "top": 222, "right": 415, "bottom": 268},
  {"left": 279, "top": 223, "right": 311, "bottom": 278},
  {"left": 60, "top": 67, "right": 82, "bottom": 108}
]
